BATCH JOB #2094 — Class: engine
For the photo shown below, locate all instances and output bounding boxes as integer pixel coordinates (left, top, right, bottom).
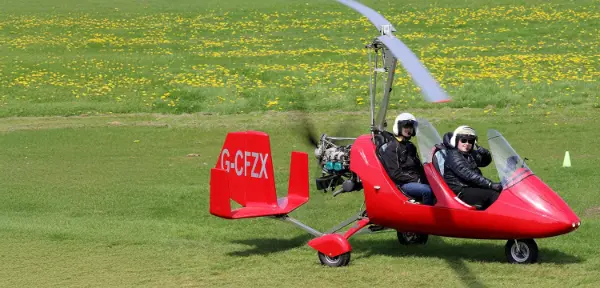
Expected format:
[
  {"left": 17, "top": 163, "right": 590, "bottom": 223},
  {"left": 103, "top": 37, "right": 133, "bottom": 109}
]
[
  {"left": 313, "top": 134, "right": 361, "bottom": 195},
  {"left": 314, "top": 145, "right": 351, "bottom": 174}
]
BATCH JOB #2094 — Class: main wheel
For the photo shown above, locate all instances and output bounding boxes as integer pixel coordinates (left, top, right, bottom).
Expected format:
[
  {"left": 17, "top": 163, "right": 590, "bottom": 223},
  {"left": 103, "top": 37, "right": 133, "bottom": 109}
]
[
  {"left": 318, "top": 252, "right": 351, "bottom": 267},
  {"left": 505, "top": 239, "right": 538, "bottom": 264},
  {"left": 397, "top": 231, "right": 429, "bottom": 245}
]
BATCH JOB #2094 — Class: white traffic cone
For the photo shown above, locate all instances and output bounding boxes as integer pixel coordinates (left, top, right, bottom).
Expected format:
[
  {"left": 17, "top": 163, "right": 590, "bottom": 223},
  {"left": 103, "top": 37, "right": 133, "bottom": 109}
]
[{"left": 562, "top": 151, "right": 571, "bottom": 168}]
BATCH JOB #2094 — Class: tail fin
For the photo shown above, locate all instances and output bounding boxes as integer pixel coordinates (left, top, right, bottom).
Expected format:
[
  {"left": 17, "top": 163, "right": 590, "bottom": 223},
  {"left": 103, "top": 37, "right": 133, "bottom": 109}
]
[{"left": 210, "top": 131, "right": 309, "bottom": 219}]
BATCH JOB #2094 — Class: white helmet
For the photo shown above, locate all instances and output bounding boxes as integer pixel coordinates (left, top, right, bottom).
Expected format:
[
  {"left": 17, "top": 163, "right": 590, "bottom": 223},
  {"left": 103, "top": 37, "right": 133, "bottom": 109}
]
[
  {"left": 449, "top": 125, "right": 477, "bottom": 148},
  {"left": 393, "top": 113, "right": 418, "bottom": 137}
]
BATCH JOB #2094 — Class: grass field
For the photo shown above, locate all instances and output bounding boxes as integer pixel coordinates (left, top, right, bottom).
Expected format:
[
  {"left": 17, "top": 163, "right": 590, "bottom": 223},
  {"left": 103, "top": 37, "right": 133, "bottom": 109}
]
[
  {"left": 1, "top": 0, "right": 600, "bottom": 287},
  {"left": 0, "top": 0, "right": 599, "bottom": 116},
  {"left": 2, "top": 109, "right": 600, "bottom": 287}
]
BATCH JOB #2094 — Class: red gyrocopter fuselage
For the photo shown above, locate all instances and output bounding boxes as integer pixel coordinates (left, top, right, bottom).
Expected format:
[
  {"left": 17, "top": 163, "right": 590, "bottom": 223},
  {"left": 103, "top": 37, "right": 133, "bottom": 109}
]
[
  {"left": 350, "top": 134, "right": 580, "bottom": 240},
  {"left": 209, "top": 127, "right": 580, "bottom": 266},
  {"left": 209, "top": 0, "right": 580, "bottom": 265}
]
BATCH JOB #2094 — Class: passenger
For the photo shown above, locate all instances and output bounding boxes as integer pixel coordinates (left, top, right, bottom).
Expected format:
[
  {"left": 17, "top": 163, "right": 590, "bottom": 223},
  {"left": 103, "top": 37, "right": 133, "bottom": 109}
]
[
  {"left": 443, "top": 126, "right": 503, "bottom": 209},
  {"left": 380, "top": 113, "right": 434, "bottom": 205}
]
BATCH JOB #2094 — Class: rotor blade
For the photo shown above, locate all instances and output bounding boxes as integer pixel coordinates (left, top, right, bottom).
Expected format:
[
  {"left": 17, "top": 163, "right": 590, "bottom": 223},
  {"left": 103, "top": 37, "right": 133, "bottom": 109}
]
[
  {"left": 377, "top": 35, "right": 451, "bottom": 103},
  {"left": 336, "top": 0, "right": 396, "bottom": 33}
]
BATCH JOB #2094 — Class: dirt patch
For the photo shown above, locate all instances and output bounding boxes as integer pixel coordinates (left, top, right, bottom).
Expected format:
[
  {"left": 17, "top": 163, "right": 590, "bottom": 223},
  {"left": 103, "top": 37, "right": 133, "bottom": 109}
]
[{"left": 584, "top": 206, "right": 600, "bottom": 217}]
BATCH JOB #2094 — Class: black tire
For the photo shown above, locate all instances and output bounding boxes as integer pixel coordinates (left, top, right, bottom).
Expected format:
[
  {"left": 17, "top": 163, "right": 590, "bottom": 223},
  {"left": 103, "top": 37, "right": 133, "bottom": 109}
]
[
  {"left": 318, "top": 252, "right": 351, "bottom": 267},
  {"left": 397, "top": 231, "right": 429, "bottom": 245},
  {"left": 505, "top": 239, "right": 538, "bottom": 264}
]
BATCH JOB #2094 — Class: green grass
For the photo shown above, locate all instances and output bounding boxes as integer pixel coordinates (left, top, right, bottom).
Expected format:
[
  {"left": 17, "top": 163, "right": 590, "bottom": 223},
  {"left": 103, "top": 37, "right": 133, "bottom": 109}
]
[
  {"left": 1, "top": 0, "right": 600, "bottom": 286},
  {"left": 0, "top": 0, "right": 599, "bottom": 117},
  {"left": 1, "top": 109, "right": 600, "bottom": 287}
]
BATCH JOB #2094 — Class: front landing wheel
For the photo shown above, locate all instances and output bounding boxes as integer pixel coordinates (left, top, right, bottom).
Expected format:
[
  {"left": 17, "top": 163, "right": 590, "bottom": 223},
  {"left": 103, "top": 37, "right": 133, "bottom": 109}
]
[
  {"left": 505, "top": 239, "right": 538, "bottom": 264},
  {"left": 318, "top": 252, "right": 351, "bottom": 267}
]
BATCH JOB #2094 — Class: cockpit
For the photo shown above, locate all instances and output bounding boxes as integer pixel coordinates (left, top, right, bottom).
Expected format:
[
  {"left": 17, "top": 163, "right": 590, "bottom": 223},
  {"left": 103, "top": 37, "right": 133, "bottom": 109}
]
[{"left": 414, "top": 118, "right": 538, "bottom": 210}]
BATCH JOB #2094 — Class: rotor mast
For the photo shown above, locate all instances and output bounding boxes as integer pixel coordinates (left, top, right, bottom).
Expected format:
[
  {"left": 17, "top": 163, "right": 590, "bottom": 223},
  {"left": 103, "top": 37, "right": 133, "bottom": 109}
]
[{"left": 368, "top": 24, "right": 397, "bottom": 132}]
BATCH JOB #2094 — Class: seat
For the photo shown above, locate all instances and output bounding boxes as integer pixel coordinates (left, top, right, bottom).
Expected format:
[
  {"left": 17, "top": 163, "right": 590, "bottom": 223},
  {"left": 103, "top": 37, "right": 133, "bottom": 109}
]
[
  {"left": 432, "top": 132, "right": 454, "bottom": 176},
  {"left": 374, "top": 131, "right": 393, "bottom": 165},
  {"left": 432, "top": 144, "right": 447, "bottom": 176},
  {"left": 373, "top": 133, "right": 387, "bottom": 148}
]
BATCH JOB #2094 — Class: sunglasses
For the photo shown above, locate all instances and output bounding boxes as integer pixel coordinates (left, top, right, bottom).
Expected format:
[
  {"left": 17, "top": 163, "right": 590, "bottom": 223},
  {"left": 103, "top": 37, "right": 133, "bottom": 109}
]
[{"left": 459, "top": 138, "right": 475, "bottom": 144}]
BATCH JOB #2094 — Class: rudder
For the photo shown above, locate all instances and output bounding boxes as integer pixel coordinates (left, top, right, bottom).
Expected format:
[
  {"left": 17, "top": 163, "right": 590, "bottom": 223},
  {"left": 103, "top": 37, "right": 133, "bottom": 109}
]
[
  {"left": 210, "top": 131, "right": 309, "bottom": 219},
  {"left": 214, "top": 131, "right": 277, "bottom": 207}
]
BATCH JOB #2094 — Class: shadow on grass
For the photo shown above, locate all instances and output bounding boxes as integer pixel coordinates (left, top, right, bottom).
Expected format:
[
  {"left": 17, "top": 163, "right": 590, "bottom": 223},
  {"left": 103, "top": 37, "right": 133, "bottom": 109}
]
[
  {"left": 350, "top": 236, "right": 583, "bottom": 264},
  {"left": 448, "top": 258, "right": 486, "bottom": 288},
  {"left": 227, "top": 234, "right": 582, "bottom": 264},
  {"left": 227, "top": 234, "right": 312, "bottom": 257},
  {"left": 226, "top": 235, "right": 582, "bottom": 288},
  {"left": 352, "top": 237, "right": 582, "bottom": 288}
]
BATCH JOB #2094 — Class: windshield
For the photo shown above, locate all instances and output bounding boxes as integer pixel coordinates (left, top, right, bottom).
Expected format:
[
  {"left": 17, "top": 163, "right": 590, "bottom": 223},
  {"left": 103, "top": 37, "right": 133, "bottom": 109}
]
[
  {"left": 415, "top": 118, "right": 443, "bottom": 163},
  {"left": 487, "top": 129, "right": 533, "bottom": 188}
]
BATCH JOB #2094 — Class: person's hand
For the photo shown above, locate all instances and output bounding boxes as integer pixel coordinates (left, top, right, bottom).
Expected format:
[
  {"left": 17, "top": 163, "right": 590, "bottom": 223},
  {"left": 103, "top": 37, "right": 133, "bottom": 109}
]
[
  {"left": 476, "top": 145, "right": 488, "bottom": 153},
  {"left": 490, "top": 182, "right": 503, "bottom": 192}
]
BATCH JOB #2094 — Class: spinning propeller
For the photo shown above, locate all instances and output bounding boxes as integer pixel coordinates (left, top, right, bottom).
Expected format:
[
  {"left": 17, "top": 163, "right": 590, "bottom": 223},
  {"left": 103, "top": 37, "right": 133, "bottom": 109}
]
[
  {"left": 294, "top": 95, "right": 320, "bottom": 148},
  {"left": 295, "top": 95, "right": 355, "bottom": 150}
]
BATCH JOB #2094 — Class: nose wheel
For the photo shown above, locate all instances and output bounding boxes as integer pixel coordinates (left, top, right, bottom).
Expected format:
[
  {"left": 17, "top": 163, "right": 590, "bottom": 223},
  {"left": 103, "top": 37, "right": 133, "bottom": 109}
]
[{"left": 505, "top": 239, "right": 538, "bottom": 264}]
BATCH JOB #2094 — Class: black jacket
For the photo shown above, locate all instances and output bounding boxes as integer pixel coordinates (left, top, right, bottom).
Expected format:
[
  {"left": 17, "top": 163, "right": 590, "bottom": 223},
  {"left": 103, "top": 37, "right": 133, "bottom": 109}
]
[
  {"left": 379, "top": 137, "right": 427, "bottom": 186},
  {"left": 443, "top": 146, "right": 494, "bottom": 193}
]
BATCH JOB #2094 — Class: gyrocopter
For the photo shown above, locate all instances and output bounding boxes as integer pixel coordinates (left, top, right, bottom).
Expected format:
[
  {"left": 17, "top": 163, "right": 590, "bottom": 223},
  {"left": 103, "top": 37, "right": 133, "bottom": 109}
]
[{"left": 209, "top": 0, "right": 580, "bottom": 266}]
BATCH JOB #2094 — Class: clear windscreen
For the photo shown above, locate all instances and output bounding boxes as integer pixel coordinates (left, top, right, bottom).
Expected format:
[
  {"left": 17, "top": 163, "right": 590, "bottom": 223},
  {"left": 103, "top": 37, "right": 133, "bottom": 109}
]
[
  {"left": 415, "top": 118, "right": 443, "bottom": 163},
  {"left": 487, "top": 129, "right": 533, "bottom": 188}
]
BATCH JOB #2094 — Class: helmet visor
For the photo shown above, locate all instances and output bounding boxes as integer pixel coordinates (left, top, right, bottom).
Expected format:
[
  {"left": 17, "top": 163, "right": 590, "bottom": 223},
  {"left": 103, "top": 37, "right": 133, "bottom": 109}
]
[{"left": 399, "top": 120, "right": 416, "bottom": 128}]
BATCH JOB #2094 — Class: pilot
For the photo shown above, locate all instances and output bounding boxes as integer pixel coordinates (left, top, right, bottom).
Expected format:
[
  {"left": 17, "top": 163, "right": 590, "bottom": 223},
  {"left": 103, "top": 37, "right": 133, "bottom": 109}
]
[
  {"left": 443, "top": 125, "right": 503, "bottom": 209},
  {"left": 380, "top": 113, "right": 434, "bottom": 205}
]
